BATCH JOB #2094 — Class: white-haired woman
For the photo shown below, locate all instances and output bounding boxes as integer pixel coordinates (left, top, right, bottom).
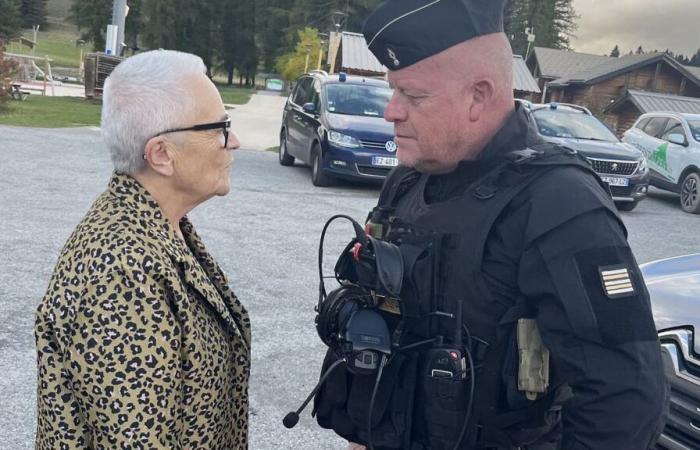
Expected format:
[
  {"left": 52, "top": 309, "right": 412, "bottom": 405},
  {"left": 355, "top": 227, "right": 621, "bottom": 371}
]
[{"left": 35, "top": 50, "right": 250, "bottom": 449}]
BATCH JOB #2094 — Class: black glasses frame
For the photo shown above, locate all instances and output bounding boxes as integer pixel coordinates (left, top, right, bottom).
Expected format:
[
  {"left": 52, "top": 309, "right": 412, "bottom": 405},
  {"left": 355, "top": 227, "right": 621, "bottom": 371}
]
[{"left": 154, "top": 117, "right": 231, "bottom": 148}]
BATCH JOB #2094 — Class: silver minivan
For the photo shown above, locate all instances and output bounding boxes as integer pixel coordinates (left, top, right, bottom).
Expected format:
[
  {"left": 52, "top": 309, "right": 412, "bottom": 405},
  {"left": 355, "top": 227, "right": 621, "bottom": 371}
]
[{"left": 622, "top": 112, "right": 700, "bottom": 214}]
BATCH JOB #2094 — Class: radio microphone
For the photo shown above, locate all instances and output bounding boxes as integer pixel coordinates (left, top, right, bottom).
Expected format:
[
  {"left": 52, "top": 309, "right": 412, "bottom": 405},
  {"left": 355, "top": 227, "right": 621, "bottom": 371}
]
[{"left": 283, "top": 358, "right": 346, "bottom": 429}]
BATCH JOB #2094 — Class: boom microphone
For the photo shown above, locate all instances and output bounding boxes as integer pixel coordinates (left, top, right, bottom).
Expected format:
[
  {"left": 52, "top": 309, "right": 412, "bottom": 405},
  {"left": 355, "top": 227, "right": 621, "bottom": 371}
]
[{"left": 283, "top": 358, "right": 346, "bottom": 429}]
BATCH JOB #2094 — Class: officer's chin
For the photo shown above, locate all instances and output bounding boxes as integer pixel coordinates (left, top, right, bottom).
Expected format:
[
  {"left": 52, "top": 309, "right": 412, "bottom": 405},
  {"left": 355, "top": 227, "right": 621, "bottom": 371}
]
[{"left": 413, "top": 159, "right": 458, "bottom": 175}]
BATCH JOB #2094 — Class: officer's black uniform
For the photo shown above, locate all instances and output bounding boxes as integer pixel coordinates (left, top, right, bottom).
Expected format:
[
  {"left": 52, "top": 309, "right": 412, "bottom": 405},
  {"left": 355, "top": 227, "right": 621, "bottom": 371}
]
[
  {"left": 312, "top": 1, "right": 668, "bottom": 449},
  {"left": 383, "top": 103, "right": 667, "bottom": 450}
]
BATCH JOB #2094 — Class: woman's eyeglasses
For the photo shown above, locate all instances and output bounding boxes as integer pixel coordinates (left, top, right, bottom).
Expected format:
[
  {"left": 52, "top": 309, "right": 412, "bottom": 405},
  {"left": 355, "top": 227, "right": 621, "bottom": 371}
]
[{"left": 153, "top": 117, "right": 232, "bottom": 148}]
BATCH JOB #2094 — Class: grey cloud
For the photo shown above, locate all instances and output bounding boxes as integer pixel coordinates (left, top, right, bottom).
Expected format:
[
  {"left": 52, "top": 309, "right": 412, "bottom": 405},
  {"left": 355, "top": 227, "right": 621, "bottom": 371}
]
[{"left": 571, "top": 0, "right": 700, "bottom": 57}]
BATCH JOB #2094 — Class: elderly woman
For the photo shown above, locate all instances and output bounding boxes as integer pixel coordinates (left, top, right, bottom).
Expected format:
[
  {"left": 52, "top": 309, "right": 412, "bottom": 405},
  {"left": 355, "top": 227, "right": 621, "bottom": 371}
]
[{"left": 35, "top": 50, "right": 250, "bottom": 449}]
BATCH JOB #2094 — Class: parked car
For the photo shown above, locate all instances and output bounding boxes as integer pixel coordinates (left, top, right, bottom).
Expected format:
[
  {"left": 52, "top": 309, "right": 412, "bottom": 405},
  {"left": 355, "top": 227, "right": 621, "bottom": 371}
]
[
  {"left": 641, "top": 254, "right": 700, "bottom": 449},
  {"left": 522, "top": 102, "right": 650, "bottom": 211},
  {"left": 279, "top": 71, "right": 396, "bottom": 186},
  {"left": 622, "top": 112, "right": 700, "bottom": 214}
]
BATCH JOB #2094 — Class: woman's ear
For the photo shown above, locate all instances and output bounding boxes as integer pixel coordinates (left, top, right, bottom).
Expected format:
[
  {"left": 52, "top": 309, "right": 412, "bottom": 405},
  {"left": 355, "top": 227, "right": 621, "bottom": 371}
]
[{"left": 143, "top": 136, "right": 175, "bottom": 177}]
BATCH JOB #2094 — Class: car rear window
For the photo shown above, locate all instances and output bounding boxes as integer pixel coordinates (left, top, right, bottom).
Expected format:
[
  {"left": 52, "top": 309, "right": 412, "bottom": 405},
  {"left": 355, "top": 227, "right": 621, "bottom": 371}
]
[
  {"left": 325, "top": 84, "right": 393, "bottom": 117},
  {"left": 531, "top": 109, "right": 619, "bottom": 142},
  {"left": 642, "top": 117, "right": 668, "bottom": 138},
  {"left": 635, "top": 117, "right": 651, "bottom": 130}
]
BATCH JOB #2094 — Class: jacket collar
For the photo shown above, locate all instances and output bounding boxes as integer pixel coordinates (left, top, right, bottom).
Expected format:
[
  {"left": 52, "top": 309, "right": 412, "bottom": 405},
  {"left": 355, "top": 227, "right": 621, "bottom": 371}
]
[
  {"left": 477, "top": 101, "right": 540, "bottom": 162},
  {"left": 108, "top": 172, "right": 250, "bottom": 349}
]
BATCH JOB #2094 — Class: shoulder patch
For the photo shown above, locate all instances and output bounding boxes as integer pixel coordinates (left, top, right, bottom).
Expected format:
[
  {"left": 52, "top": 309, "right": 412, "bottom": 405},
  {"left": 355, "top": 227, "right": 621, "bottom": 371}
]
[{"left": 599, "top": 265, "right": 635, "bottom": 298}]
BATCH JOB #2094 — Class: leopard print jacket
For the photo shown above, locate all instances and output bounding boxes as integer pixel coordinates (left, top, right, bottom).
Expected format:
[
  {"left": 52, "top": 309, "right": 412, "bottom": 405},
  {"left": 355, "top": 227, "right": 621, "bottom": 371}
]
[{"left": 35, "top": 172, "right": 251, "bottom": 449}]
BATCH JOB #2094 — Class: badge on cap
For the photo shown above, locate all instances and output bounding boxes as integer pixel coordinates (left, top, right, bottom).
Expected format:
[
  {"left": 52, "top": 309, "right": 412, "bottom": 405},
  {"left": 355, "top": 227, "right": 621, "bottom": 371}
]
[
  {"left": 386, "top": 47, "right": 400, "bottom": 67},
  {"left": 599, "top": 265, "right": 635, "bottom": 299}
]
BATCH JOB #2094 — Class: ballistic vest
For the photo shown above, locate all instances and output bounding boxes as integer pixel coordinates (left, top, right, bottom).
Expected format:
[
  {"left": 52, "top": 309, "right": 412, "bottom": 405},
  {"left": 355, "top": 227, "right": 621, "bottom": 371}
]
[{"left": 315, "top": 145, "right": 621, "bottom": 449}]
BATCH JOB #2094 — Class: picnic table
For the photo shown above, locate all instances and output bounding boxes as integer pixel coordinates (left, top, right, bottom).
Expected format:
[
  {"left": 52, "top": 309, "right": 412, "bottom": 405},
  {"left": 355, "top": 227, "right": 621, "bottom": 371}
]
[{"left": 10, "top": 83, "right": 31, "bottom": 101}]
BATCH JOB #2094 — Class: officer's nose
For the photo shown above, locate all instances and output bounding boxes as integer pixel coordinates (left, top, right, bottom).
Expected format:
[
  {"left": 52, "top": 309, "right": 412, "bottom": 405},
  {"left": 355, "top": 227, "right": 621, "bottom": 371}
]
[{"left": 384, "top": 91, "right": 407, "bottom": 123}]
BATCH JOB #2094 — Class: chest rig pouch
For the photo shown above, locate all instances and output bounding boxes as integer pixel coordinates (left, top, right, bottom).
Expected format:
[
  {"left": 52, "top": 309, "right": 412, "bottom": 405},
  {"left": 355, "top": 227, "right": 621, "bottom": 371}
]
[{"left": 313, "top": 147, "right": 603, "bottom": 449}]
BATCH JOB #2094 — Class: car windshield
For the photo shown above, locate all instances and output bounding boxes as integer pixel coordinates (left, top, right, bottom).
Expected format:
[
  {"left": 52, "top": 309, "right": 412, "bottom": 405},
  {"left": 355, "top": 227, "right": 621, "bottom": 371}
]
[
  {"left": 532, "top": 109, "right": 619, "bottom": 142},
  {"left": 325, "top": 83, "right": 393, "bottom": 117},
  {"left": 688, "top": 120, "right": 700, "bottom": 142}
]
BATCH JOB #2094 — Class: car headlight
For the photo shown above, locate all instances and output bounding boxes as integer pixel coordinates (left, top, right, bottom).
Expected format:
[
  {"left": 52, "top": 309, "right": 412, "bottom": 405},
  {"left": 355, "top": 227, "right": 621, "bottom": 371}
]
[
  {"left": 328, "top": 131, "right": 361, "bottom": 148},
  {"left": 636, "top": 157, "right": 648, "bottom": 174}
]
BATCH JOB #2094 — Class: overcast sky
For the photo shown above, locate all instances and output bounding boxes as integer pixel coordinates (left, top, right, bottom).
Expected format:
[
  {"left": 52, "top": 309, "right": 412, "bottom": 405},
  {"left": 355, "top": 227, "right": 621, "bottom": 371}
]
[{"left": 571, "top": 0, "right": 700, "bottom": 57}]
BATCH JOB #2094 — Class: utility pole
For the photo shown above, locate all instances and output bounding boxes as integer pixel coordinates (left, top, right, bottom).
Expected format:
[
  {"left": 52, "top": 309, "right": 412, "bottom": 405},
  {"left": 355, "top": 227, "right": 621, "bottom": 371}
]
[
  {"left": 525, "top": 26, "right": 536, "bottom": 60},
  {"left": 111, "top": 0, "right": 128, "bottom": 56}
]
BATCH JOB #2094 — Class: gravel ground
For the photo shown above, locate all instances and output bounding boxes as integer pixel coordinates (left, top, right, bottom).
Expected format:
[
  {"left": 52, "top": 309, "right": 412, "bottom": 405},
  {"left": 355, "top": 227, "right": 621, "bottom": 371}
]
[{"left": 1, "top": 125, "right": 698, "bottom": 450}]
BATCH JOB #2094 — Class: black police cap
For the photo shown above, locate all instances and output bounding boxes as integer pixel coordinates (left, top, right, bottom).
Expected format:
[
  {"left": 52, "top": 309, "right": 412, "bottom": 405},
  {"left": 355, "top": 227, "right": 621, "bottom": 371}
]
[{"left": 362, "top": 0, "right": 507, "bottom": 70}]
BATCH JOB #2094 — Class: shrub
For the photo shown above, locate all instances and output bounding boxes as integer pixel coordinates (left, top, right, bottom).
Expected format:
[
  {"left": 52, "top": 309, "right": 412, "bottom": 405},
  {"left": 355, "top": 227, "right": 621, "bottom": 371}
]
[{"left": 0, "top": 40, "right": 19, "bottom": 110}]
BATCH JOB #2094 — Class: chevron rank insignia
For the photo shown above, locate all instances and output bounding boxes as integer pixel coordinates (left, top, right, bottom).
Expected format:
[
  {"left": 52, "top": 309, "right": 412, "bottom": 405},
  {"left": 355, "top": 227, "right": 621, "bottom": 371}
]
[{"left": 599, "top": 265, "right": 635, "bottom": 299}]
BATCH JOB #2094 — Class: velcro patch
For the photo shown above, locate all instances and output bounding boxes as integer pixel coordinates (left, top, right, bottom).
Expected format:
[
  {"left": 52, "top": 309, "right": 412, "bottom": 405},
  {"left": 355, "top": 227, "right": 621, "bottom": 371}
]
[{"left": 599, "top": 265, "right": 635, "bottom": 298}]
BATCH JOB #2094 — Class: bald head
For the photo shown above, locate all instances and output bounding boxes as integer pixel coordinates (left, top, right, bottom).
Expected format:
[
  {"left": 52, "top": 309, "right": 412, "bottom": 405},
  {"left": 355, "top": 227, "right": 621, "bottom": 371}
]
[
  {"left": 384, "top": 32, "right": 516, "bottom": 173},
  {"left": 439, "top": 33, "right": 514, "bottom": 105}
]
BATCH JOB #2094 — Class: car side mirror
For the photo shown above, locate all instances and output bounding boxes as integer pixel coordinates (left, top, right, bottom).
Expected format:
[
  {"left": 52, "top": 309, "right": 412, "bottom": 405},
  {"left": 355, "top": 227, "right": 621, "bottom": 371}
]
[
  {"left": 667, "top": 133, "right": 687, "bottom": 146},
  {"left": 302, "top": 102, "right": 317, "bottom": 114}
]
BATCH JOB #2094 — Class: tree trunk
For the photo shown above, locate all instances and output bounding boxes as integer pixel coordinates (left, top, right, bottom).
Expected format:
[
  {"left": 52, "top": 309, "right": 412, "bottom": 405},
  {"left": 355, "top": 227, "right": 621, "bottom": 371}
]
[{"left": 227, "top": 67, "right": 234, "bottom": 86}]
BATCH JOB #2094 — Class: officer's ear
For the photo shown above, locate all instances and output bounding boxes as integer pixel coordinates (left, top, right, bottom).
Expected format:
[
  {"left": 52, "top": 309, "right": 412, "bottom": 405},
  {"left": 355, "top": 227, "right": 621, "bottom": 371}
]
[{"left": 468, "top": 78, "right": 496, "bottom": 122}]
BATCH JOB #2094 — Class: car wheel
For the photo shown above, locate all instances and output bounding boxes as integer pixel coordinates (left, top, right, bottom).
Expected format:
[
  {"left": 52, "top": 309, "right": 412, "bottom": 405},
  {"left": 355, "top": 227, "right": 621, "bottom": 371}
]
[
  {"left": 680, "top": 172, "right": 700, "bottom": 214},
  {"left": 615, "top": 201, "right": 638, "bottom": 212},
  {"left": 279, "top": 130, "right": 294, "bottom": 166},
  {"left": 311, "top": 144, "right": 331, "bottom": 187}
]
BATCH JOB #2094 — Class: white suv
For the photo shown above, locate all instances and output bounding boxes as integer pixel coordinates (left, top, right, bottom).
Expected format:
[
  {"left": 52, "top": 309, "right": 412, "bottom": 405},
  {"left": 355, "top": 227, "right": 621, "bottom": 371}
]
[{"left": 622, "top": 112, "right": 700, "bottom": 214}]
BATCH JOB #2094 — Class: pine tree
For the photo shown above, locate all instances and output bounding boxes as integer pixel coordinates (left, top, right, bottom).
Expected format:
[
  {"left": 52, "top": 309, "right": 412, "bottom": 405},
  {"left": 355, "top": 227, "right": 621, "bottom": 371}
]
[
  {"left": 610, "top": 45, "right": 620, "bottom": 58},
  {"left": 505, "top": 0, "right": 578, "bottom": 57},
  {"left": 217, "top": 0, "right": 258, "bottom": 85},
  {"left": 124, "top": 0, "right": 143, "bottom": 54},
  {"left": 70, "top": 0, "right": 112, "bottom": 51},
  {"left": 690, "top": 49, "right": 700, "bottom": 67},
  {"left": 257, "top": 0, "right": 293, "bottom": 71},
  {"left": 20, "top": 0, "right": 48, "bottom": 28},
  {"left": 0, "top": 0, "right": 22, "bottom": 41}
]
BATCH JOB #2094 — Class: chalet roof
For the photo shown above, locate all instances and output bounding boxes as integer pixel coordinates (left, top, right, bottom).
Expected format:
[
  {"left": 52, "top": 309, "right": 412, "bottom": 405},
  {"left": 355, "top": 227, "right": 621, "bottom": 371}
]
[
  {"left": 605, "top": 89, "right": 700, "bottom": 115},
  {"left": 684, "top": 65, "right": 700, "bottom": 80},
  {"left": 548, "top": 52, "right": 700, "bottom": 87},
  {"left": 528, "top": 47, "right": 611, "bottom": 80},
  {"left": 513, "top": 55, "right": 540, "bottom": 93},
  {"left": 335, "top": 34, "right": 539, "bottom": 93},
  {"left": 339, "top": 31, "right": 386, "bottom": 74}
]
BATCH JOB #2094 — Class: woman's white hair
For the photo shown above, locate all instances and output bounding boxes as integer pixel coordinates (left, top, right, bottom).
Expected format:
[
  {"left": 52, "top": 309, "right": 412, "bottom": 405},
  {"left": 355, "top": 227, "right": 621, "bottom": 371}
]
[{"left": 101, "top": 50, "right": 207, "bottom": 174}]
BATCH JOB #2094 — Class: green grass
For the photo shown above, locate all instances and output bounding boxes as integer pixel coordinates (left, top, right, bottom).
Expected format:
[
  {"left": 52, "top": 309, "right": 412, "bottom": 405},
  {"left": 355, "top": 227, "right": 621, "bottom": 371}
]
[
  {"left": 216, "top": 85, "right": 254, "bottom": 105},
  {"left": 265, "top": 146, "right": 280, "bottom": 153},
  {"left": 0, "top": 96, "right": 102, "bottom": 127},
  {"left": 6, "top": 27, "right": 83, "bottom": 68}
]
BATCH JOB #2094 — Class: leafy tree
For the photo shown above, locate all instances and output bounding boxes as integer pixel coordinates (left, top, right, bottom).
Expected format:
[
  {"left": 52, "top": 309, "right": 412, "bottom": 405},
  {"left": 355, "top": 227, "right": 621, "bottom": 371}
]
[
  {"left": 20, "top": 0, "right": 47, "bottom": 28},
  {"left": 276, "top": 27, "right": 322, "bottom": 81},
  {"left": 0, "top": 0, "right": 22, "bottom": 41},
  {"left": 610, "top": 45, "right": 620, "bottom": 58}
]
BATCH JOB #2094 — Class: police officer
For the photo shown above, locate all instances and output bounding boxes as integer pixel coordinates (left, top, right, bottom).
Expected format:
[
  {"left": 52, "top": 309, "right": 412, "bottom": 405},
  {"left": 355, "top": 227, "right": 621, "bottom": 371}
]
[{"left": 313, "top": 1, "right": 668, "bottom": 449}]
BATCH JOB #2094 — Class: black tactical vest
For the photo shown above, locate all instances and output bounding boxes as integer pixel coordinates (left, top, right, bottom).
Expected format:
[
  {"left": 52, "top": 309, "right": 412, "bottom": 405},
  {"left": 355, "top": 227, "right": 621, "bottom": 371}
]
[{"left": 314, "top": 146, "right": 617, "bottom": 449}]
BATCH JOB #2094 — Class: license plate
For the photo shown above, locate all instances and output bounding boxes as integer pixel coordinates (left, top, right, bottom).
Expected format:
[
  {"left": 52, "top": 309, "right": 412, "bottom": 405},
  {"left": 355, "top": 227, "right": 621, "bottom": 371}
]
[
  {"left": 601, "top": 176, "right": 629, "bottom": 187},
  {"left": 372, "top": 156, "right": 398, "bottom": 167}
]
